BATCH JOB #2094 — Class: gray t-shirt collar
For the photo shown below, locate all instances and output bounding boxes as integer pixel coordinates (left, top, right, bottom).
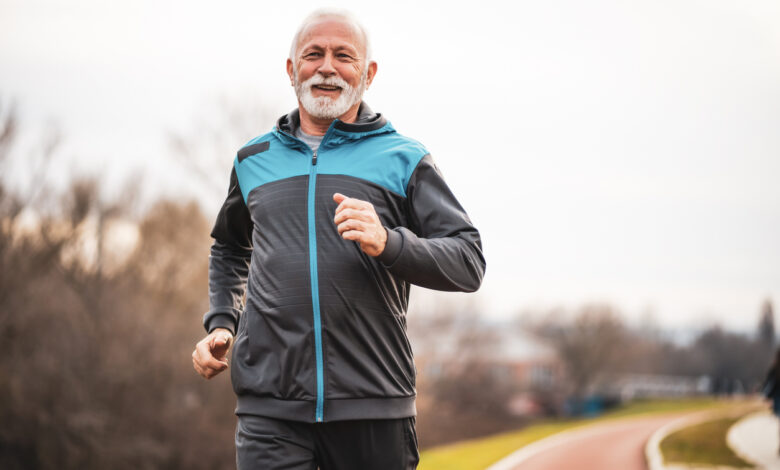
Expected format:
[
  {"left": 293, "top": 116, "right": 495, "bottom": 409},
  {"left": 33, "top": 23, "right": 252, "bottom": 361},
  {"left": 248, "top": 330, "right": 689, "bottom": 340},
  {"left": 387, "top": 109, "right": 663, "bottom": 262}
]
[{"left": 295, "top": 127, "right": 324, "bottom": 153}]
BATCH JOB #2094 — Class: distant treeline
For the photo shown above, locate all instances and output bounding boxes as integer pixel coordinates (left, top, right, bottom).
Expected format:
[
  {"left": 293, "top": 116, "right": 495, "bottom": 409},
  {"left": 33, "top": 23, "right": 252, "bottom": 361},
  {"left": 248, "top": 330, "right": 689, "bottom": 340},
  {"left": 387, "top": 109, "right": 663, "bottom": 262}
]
[{"left": 406, "top": 299, "right": 775, "bottom": 447}]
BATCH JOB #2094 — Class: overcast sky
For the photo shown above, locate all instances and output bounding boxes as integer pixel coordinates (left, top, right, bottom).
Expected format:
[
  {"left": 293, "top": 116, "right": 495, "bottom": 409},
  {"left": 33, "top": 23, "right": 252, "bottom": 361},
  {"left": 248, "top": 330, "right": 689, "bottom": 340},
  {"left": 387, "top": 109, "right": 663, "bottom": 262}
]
[{"left": 2, "top": 0, "right": 779, "bottom": 331}]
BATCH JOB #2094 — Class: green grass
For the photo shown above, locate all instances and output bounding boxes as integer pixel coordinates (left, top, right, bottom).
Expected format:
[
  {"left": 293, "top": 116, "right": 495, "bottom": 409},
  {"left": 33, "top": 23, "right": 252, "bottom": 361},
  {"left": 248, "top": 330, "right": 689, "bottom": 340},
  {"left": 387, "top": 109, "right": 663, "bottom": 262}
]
[
  {"left": 419, "top": 421, "right": 577, "bottom": 470},
  {"left": 419, "top": 398, "right": 733, "bottom": 470},
  {"left": 660, "top": 416, "right": 754, "bottom": 468}
]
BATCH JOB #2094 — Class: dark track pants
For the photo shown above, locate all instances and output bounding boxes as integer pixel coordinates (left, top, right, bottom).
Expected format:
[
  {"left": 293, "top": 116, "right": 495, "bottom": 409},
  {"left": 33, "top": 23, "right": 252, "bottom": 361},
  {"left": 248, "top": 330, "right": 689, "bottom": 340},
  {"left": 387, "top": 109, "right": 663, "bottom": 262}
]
[{"left": 235, "top": 414, "right": 420, "bottom": 470}]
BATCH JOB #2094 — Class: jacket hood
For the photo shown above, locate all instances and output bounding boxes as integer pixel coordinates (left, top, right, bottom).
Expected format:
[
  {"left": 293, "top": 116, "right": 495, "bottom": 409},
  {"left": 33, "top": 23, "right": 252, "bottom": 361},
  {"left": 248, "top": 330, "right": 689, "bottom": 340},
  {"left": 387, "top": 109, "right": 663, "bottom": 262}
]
[{"left": 275, "top": 102, "right": 391, "bottom": 139}]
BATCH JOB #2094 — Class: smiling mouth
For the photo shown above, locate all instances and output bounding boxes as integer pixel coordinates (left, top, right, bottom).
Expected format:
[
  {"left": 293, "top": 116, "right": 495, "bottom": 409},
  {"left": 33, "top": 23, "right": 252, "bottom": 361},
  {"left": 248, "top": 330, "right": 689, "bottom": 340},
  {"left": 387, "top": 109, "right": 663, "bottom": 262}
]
[{"left": 313, "top": 85, "right": 342, "bottom": 92}]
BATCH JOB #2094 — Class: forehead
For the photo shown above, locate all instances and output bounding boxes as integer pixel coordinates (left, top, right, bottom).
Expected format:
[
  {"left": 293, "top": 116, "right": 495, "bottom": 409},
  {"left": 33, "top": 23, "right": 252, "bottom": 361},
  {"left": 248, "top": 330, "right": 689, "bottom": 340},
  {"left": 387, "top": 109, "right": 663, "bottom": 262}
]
[{"left": 297, "top": 18, "right": 365, "bottom": 54}]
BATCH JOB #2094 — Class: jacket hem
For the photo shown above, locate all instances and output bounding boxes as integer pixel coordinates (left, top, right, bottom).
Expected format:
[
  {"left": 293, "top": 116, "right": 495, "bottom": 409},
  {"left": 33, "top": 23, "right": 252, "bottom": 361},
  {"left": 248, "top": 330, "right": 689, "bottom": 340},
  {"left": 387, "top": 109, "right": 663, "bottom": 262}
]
[{"left": 235, "top": 395, "right": 416, "bottom": 423}]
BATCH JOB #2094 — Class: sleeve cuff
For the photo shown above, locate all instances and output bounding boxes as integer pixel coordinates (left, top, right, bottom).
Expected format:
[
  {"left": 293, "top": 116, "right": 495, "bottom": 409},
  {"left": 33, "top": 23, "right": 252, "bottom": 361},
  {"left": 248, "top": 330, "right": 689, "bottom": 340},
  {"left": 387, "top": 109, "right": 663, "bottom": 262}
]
[
  {"left": 204, "top": 313, "right": 237, "bottom": 336},
  {"left": 377, "top": 227, "right": 404, "bottom": 267}
]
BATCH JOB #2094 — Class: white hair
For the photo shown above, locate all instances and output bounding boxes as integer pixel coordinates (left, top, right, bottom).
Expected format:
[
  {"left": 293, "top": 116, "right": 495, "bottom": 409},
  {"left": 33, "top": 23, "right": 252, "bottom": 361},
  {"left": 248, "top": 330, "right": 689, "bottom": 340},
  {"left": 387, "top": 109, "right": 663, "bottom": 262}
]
[{"left": 289, "top": 9, "right": 372, "bottom": 63}]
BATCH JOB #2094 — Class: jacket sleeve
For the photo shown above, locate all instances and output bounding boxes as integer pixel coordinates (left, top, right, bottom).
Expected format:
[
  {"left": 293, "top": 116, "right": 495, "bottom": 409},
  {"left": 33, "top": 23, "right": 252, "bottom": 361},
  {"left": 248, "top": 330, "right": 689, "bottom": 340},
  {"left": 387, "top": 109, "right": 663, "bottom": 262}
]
[
  {"left": 376, "top": 154, "right": 486, "bottom": 292},
  {"left": 202, "top": 166, "right": 253, "bottom": 335}
]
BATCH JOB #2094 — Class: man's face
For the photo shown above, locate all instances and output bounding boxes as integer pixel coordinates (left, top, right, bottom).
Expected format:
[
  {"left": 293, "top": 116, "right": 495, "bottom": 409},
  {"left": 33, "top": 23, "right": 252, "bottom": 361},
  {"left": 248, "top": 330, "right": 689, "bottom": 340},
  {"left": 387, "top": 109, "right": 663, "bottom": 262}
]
[{"left": 287, "top": 19, "right": 376, "bottom": 120}]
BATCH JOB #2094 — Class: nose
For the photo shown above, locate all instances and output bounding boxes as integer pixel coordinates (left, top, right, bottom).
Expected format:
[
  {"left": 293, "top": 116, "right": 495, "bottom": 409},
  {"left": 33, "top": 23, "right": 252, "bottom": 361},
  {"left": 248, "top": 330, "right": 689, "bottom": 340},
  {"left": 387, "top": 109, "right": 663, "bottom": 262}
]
[{"left": 317, "top": 52, "right": 337, "bottom": 77}]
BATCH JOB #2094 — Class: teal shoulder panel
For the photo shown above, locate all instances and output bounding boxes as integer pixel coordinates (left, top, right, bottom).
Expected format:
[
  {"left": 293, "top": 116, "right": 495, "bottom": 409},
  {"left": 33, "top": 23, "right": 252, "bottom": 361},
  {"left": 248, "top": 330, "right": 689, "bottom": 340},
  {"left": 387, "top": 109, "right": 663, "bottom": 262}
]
[
  {"left": 317, "top": 133, "right": 427, "bottom": 197},
  {"left": 233, "top": 133, "right": 310, "bottom": 202}
]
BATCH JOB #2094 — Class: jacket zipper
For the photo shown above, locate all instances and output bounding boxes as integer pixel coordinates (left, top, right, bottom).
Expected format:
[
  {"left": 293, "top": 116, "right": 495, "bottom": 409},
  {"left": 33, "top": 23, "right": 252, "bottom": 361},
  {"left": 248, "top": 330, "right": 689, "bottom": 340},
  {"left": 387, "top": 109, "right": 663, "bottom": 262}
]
[
  {"left": 277, "top": 128, "right": 328, "bottom": 423},
  {"left": 307, "top": 147, "right": 325, "bottom": 422}
]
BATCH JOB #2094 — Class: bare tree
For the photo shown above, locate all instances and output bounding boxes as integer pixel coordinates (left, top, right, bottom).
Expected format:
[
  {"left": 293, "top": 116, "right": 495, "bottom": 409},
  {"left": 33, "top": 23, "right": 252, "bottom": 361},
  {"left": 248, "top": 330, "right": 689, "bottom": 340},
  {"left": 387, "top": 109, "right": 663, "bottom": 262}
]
[
  {"left": 408, "top": 301, "right": 520, "bottom": 447},
  {"left": 167, "top": 94, "right": 283, "bottom": 205},
  {"left": 529, "top": 304, "right": 629, "bottom": 399},
  {"left": 0, "top": 97, "right": 235, "bottom": 469},
  {"left": 688, "top": 326, "right": 767, "bottom": 394}
]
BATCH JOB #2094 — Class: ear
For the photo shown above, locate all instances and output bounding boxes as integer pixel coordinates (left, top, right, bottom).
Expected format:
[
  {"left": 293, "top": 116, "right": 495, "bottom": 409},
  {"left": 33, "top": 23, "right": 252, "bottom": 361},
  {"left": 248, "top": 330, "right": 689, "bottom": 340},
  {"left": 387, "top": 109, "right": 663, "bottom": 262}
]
[
  {"left": 365, "top": 61, "right": 378, "bottom": 88},
  {"left": 286, "top": 58, "right": 295, "bottom": 86}
]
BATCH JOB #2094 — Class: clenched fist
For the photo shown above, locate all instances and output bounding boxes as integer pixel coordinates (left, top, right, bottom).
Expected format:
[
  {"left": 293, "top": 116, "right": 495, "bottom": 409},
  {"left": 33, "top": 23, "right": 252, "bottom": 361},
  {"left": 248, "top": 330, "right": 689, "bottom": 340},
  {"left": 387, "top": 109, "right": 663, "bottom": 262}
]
[
  {"left": 192, "top": 327, "right": 233, "bottom": 379},
  {"left": 333, "top": 193, "right": 387, "bottom": 257}
]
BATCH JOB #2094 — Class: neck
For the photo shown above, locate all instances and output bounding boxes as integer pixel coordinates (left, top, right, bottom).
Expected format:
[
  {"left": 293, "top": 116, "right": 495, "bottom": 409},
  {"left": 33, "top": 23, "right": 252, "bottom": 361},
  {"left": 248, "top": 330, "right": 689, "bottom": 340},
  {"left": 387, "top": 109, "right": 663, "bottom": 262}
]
[{"left": 298, "top": 102, "right": 361, "bottom": 136}]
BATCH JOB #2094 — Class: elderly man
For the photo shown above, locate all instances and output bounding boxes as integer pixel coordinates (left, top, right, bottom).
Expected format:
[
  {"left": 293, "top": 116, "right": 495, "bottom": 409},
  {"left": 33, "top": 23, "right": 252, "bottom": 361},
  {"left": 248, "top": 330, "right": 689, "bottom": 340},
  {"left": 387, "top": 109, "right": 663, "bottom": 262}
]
[{"left": 192, "top": 9, "right": 485, "bottom": 470}]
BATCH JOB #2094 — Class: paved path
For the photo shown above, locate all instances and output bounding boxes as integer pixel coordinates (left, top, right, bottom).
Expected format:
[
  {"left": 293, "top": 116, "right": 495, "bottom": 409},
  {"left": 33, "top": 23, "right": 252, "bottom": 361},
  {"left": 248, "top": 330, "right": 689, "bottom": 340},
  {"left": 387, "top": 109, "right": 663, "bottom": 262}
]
[
  {"left": 728, "top": 411, "right": 780, "bottom": 470},
  {"left": 489, "top": 414, "right": 687, "bottom": 470}
]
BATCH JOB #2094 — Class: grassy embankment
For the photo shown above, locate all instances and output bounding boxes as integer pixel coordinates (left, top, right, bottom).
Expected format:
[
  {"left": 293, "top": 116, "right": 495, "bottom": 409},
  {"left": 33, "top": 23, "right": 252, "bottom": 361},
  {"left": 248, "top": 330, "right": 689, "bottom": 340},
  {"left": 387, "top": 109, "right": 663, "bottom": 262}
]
[
  {"left": 660, "top": 415, "right": 755, "bottom": 468},
  {"left": 419, "top": 398, "right": 735, "bottom": 470}
]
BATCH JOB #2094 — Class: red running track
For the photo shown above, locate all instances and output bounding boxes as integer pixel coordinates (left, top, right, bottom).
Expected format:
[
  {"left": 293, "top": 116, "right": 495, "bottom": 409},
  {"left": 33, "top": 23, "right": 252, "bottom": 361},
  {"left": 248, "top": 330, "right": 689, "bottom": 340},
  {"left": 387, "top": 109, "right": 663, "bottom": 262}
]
[{"left": 504, "top": 414, "right": 686, "bottom": 470}]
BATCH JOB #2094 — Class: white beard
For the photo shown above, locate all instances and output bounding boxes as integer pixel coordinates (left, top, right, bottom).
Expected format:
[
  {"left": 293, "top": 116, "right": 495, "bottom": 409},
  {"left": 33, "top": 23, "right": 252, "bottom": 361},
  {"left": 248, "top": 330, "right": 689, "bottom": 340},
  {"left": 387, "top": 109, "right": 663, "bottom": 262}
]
[{"left": 294, "top": 72, "right": 367, "bottom": 120}]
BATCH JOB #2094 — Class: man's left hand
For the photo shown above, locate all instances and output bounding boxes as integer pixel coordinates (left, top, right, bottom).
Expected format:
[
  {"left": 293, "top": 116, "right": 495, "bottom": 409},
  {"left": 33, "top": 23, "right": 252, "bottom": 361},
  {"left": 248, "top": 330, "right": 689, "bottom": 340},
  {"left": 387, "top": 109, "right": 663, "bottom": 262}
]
[{"left": 333, "top": 193, "right": 387, "bottom": 257}]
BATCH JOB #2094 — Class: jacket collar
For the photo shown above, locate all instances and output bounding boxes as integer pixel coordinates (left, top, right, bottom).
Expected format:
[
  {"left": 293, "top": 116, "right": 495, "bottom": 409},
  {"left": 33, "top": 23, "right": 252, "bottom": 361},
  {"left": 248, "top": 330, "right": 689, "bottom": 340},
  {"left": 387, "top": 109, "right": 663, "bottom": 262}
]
[{"left": 276, "top": 102, "right": 389, "bottom": 136}]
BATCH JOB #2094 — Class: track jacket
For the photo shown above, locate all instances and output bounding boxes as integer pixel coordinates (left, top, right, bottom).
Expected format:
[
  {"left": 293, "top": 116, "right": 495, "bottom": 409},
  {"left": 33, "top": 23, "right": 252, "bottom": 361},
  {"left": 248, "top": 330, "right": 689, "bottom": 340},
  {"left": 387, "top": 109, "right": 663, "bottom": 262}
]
[{"left": 204, "top": 103, "right": 486, "bottom": 423}]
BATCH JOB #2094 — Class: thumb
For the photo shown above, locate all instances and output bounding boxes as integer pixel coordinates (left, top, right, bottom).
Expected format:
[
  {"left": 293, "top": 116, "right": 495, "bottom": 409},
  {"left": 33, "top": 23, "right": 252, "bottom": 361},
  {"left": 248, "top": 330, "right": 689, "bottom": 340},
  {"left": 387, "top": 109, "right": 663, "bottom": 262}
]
[
  {"left": 333, "top": 192, "right": 347, "bottom": 204},
  {"left": 209, "top": 331, "right": 230, "bottom": 350},
  {"left": 218, "top": 331, "right": 232, "bottom": 346}
]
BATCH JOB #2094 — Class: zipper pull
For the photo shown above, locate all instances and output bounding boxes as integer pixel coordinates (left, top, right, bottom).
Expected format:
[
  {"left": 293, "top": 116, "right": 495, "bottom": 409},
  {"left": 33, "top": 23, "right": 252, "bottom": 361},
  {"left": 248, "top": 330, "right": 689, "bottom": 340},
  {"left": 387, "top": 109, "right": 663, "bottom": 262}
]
[{"left": 312, "top": 150, "right": 318, "bottom": 165}]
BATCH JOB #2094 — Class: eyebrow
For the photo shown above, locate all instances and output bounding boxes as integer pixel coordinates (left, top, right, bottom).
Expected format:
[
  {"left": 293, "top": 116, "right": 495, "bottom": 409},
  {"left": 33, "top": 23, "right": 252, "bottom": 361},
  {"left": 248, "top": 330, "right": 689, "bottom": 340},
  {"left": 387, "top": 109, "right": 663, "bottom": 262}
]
[{"left": 300, "top": 43, "right": 360, "bottom": 56}]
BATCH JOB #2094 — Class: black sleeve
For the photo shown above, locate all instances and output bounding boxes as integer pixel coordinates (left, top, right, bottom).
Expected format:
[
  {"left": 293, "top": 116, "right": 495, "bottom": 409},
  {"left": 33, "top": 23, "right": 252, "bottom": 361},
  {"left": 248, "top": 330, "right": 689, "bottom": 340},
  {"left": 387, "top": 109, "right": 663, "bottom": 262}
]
[
  {"left": 376, "top": 154, "right": 486, "bottom": 292},
  {"left": 202, "top": 167, "right": 253, "bottom": 335}
]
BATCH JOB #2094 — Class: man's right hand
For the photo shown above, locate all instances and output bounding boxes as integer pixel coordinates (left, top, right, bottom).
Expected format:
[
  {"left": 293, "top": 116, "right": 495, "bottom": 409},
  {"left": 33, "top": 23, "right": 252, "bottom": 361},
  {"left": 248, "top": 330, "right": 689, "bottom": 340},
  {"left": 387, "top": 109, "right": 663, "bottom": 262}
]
[{"left": 192, "top": 328, "right": 233, "bottom": 379}]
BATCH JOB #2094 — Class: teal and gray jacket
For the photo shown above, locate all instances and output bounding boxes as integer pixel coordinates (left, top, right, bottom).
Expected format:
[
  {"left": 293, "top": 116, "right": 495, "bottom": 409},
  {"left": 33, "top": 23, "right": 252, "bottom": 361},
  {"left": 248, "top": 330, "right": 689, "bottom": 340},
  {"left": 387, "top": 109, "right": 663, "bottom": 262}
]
[{"left": 204, "top": 103, "right": 486, "bottom": 423}]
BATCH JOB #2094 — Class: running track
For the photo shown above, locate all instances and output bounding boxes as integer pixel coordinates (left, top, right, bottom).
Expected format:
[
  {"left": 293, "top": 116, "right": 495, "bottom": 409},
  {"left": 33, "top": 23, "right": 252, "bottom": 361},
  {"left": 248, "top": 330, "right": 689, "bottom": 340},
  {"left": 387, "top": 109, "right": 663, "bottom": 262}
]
[{"left": 496, "top": 413, "right": 687, "bottom": 470}]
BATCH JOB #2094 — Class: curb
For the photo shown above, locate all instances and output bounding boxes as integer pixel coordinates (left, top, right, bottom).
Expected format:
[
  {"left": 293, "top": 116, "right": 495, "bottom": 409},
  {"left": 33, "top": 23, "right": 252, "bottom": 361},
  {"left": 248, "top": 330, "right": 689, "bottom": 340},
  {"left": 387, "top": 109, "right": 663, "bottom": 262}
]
[
  {"left": 644, "top": 410, "right": 720, "bottom": 470},
  {"left": 644, "top": 407, "right": 758, "bottom": 470}
]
